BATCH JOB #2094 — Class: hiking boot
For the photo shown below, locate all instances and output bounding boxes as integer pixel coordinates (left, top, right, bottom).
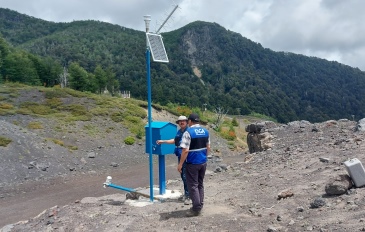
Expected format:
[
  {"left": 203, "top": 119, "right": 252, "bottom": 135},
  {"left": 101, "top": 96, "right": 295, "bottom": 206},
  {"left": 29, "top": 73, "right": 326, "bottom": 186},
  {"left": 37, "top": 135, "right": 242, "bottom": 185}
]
[
  {"left": 186, "top": 209, "right": 201, "bottom": 217},
  {"left": 184, "top": 197, "right": 191, "bottom": 205},
  {"left": 178, "top": 195, "right": 188, "bottom": 202}
]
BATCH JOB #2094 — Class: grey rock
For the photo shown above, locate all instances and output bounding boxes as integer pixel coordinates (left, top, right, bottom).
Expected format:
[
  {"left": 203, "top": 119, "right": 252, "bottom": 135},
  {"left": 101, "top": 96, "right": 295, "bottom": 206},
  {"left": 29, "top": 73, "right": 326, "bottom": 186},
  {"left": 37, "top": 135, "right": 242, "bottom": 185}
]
[
  {"left": 310, "top": 198, "right": 326, "bottom": 208},
  {"left": 325, "top": 174, "right": 352, "bottom": 196}
]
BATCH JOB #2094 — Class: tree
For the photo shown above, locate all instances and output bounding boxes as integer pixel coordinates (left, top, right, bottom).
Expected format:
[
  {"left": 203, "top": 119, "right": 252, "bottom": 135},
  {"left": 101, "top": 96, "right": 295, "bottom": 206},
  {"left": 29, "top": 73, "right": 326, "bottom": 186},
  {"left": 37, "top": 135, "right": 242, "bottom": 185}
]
[
  {"left": 94, "top": 65, "right": 107, "bottom": 94},
  {"left": 105, "top": 67, "right": 119, "bottom": 96},
  {"left": 68, "top": 62, "right": 89, "bottom": 91},
  {"left": 3, "top": 51, "right": 41, "bottom": 85},
  {"left": 0, "top": 51, "right": 3, "bottom": 82},
  {"left": 42, "top": 57, "right": 63, "bottom": 87},
  {"left": 59, "top": 66, "right": 68, "bottom": 88},
  {"left": 213, "top": 107, "right": 228, "bottom": 130}
]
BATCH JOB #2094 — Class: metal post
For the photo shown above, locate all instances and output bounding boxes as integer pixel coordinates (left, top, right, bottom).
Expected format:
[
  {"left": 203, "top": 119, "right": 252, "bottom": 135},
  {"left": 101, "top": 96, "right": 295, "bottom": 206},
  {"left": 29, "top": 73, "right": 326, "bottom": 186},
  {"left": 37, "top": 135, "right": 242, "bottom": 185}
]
[
  {"left": 144, "top": 15, "right": 154, "bottom": 202},
  {"left": 159, "top": 155, "right": 166, "bottom": 194},
  {"left": 146, "top": 48, "right": 154, "bottom": 202}
]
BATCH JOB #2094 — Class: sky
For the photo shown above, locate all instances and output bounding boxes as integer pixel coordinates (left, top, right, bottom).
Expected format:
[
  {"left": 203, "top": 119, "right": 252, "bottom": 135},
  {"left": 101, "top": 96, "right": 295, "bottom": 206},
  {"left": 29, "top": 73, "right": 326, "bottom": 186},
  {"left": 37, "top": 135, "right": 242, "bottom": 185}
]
[{"left": 1, "top": 0, "right": 365, "bottom": 71}]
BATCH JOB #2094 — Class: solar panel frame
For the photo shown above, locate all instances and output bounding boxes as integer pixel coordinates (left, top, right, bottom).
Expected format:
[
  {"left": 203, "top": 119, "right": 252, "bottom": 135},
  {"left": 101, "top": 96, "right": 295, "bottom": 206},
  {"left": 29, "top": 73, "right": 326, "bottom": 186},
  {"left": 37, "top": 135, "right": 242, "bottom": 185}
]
[{"left": 146, "top": 33, "right": 169, "bottom": 63}]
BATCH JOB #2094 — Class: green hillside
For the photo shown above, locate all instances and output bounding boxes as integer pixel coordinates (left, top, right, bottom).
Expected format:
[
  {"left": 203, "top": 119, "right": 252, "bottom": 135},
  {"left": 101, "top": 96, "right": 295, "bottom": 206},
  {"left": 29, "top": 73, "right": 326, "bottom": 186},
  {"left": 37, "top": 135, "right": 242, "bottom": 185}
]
[{"left": 1, "top": 8, "right": 365, "bottom": 123}]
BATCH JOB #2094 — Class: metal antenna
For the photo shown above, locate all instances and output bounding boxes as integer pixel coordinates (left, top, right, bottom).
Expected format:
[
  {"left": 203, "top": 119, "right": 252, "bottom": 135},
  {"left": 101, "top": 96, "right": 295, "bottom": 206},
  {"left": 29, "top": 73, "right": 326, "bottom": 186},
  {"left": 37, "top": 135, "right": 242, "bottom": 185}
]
[{"left": 156, "top": 4, "right": 179, "bottom": 34}]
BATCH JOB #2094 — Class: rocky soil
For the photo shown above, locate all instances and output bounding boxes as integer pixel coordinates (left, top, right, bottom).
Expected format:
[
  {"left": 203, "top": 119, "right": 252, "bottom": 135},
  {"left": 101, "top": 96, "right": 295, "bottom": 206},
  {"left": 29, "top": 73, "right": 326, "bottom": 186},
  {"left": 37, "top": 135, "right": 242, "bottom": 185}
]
[
  {"left": 0, "top": 87, "right": 232, "bottom": 231},
  {"left": 2, "top": 115, "right": 365, "bottom": 231},
  {"left": 2, "top": 86, "right": 365, "bottom": 232}
]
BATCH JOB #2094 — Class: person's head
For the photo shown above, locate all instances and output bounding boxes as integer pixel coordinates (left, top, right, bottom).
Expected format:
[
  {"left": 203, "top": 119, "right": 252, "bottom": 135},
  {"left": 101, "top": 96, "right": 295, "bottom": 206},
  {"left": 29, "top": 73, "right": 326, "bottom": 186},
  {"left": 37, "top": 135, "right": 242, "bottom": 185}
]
[
  {"left": 187, "top": 113, "right": 200, "bottom": 126},
  {"left": 176, "top": 115, "right": 188, "bottom": 129}
]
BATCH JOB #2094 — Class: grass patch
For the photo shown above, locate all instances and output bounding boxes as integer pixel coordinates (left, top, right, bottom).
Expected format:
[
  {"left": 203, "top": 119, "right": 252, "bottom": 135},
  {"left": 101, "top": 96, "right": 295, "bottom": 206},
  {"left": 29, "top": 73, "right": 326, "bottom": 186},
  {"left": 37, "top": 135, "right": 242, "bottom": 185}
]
[
  {"left": 68, "top": 145, "right": 78, "bottom": 150},
  {"left": 8, "top": 92, "right": 19, "bottom": 98},
  {"left": 219, "top": 127, "right": 236, "bottom": 141},
  {"left": 83, "top": 124, "right": 99, "bottom": 135},
  {"left": 44, "top": 89, "right": 69, "bottom": 99},
  {"left": 27, "top": 121, "right": 43, "bottom": 129},
  {"left": 105, "top": 127, "right": 115, "bottom": 133},
  {"left": 90, "top": 107, "right": 109, "bottom": 116},
  {"left": 124, "top": 136, "right": 135, "bottom": 145},
  {"left": 62, "top": 88, "right": 91, "bottom": 98},
  {"left": 15, "top": 108, "right": 32, "bottom": 115},
  {"left": 0, "top": 136, "right": 12, "bottom": 147},
  {"left": 50, "top": 138, "right": 64, "bottom": 146},
  {"left": 0, "top": 109, "right": 14, "bottom": 116},
  {"left": 46, "top": 98, "right": 63, "bottom": 108},
  {"left": 121, "top": 115, "right": 145, "bottom": 137},
  {"left": 59, "top": 104, "right": 93, "bottom": 121},
  {"left": 0, "top": 102, "right": 13, "bottom": 109},
  {"left": 20, "top": 102, "right": 54, "bottom": 115}
]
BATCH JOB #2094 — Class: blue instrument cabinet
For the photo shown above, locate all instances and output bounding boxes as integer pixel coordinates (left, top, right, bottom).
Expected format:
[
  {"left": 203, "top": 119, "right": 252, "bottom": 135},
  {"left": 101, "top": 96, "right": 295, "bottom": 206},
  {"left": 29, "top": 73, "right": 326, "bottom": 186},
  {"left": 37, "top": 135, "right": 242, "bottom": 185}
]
[{"left": 145, "top": 121, "right": 177, "bottom": 155}]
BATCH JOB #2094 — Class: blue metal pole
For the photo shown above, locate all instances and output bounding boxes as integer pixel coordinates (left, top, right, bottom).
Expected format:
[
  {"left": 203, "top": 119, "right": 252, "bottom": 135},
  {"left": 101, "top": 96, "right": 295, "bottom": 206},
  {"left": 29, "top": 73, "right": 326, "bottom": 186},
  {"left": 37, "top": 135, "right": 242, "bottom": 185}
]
[
  {"left": 146, "top": 47, "right": 154, "bottom": 202},
  {"left": 107, "top": 183, "right": 136, "bottom": 193},
  {"left": 159, "top": 155, "right": 166, "bottom": 194}
]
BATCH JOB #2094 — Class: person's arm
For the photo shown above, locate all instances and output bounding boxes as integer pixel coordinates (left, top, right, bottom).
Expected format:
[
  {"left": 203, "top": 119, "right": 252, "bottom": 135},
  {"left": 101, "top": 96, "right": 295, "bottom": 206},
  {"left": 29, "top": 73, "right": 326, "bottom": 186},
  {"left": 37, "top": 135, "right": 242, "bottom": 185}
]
[
  {"left": 156, "top": 139, "right": 174, "bottom": 145},
  {"left": 206, "top": 136, "right": 210, "bottom": 156},
  {"left": 177, "top": 131, "right": 190, "bottom": 173},
  {"left": 178, "top": 148, "right": 189, "bottom": 173}
]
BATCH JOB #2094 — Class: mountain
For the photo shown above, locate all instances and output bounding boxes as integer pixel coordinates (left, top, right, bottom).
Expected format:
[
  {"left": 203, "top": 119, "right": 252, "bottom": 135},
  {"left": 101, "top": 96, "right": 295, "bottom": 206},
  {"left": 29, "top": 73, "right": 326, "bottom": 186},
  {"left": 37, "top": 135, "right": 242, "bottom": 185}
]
[{"left": 1, "top": 7, "right": 365, "bottom": 123}]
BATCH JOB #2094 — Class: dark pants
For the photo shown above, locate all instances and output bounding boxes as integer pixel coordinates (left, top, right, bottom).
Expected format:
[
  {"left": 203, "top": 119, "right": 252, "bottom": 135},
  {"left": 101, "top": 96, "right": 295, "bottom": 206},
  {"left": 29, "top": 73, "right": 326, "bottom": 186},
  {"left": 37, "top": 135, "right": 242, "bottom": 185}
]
[
  {"left": 186, "top": 162, "right": 207, "bottom": 212},
  {"left": 178, "top": 157, "right": 189, "bottom": 197}
]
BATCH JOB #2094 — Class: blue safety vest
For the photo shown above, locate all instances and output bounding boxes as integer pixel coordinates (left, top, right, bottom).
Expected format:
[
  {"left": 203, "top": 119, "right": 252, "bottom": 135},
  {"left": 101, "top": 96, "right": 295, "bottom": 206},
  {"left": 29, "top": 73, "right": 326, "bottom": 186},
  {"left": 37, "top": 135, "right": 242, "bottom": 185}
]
[
  {"left": 186, "top": 126, "right": 209, "bottom": 164},
  {"left": 174, "top": 127, "right": 187, "bottom": 157}
]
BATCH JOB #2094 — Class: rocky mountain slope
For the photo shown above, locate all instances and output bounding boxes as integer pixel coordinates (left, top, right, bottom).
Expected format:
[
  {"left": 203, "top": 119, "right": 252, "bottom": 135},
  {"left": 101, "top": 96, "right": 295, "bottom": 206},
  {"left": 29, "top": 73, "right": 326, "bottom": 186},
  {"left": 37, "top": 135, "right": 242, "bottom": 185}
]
[
  {"left": 3, "top": 118, "right": 365, "bottom": 231},
  {"left": 0, "top": 84, "right": 233, "bottom": 229}
]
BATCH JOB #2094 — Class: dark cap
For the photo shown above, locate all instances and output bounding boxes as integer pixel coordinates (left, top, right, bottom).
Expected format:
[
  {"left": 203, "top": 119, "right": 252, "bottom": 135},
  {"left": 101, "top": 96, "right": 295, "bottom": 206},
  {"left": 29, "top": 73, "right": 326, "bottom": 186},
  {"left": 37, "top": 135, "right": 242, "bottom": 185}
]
[{"left": 188, "top": 113, "right": 200, "bottom": 122}]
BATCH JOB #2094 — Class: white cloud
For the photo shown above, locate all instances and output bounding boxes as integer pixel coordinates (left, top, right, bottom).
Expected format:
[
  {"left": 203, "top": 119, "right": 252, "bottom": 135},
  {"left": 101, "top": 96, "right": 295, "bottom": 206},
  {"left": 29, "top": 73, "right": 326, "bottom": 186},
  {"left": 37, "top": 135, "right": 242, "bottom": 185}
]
[{"left": 1, "top": 0, "right": 365, "bottom": 70}]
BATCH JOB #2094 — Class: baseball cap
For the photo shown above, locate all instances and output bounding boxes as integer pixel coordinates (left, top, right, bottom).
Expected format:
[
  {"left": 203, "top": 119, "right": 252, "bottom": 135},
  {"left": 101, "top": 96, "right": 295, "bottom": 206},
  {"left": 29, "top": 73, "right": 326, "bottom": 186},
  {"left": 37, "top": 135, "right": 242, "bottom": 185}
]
[{"left": 188, "top": 113, "right": 200, "bottom": 122}]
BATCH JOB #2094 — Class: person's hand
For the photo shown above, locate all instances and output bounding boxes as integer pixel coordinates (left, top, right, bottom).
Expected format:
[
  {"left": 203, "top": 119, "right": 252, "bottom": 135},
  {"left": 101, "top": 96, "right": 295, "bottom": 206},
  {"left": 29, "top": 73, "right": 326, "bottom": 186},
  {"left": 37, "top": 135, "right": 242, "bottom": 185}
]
[
  {"left": 156, "top": 140, "right": 162, "bottom": 145},
  {"left": 177, "top": 163, "right": 182, "bottom": 173}
]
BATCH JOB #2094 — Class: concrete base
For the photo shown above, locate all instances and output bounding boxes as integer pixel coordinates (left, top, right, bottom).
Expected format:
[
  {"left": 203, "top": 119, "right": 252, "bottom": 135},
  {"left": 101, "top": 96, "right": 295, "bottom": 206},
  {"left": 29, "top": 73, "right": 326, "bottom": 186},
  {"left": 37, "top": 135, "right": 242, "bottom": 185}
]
[{"left": 125, "top": 187, "right": 182, "bottom": 207}]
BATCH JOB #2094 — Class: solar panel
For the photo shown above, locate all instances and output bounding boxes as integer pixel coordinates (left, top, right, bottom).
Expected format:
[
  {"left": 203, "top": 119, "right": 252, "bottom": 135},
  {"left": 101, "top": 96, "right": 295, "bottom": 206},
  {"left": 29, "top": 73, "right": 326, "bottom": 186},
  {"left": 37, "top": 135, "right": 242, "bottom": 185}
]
[{"left": 146, "top": 33, "right": 169, "bottom": 63}]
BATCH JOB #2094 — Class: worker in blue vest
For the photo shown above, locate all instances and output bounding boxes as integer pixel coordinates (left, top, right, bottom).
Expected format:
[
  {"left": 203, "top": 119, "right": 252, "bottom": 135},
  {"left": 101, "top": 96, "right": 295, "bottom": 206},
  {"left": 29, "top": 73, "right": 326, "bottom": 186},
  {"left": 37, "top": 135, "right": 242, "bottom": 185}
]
[
  {"left": 178, "top": 113, "right": 210, "bottom": 217},
  {"left": 156, "top": 115, "right": 190, "bottom": 204}
]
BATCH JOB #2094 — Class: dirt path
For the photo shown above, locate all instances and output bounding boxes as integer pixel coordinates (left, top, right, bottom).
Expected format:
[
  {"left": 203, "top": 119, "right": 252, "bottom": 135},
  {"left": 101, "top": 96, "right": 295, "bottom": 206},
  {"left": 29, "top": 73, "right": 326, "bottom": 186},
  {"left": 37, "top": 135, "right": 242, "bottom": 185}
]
[{"left": 0, "top": 159, "right": 180, "bottom": 228}]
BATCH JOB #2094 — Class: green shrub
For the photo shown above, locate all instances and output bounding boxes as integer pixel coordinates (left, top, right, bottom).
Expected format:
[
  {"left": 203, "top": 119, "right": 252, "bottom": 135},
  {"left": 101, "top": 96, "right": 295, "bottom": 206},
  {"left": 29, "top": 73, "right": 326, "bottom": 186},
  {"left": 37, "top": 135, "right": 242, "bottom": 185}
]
[
  {"left": 0, "top": 109, "right": 14, "bottom": 116},
  {"left": 124, "top": 136, "right": 135, "bottom": 145},
  {"left": 28, "top": 121, "right": 43, "bottom": 129},
  {"left": 63, "top": 104, "right": 87, "bottom": 116},
  {"left": 90, "top": 107, "right": 109, "bottom": 116},
  {"left": 110, "top": 111, "right": 124, "bottom": 122},
  {"left": 63, "top": 88, "right": 90, "bottom": 98},
  {"left": 68, "top": 145, "right": 78, "bottom": 150},
  {"left": 0, "top": 102, "right": 13, "bottom": 109},
  {"left": 20, "top": 102, "right": 54, "bottom": 115},
  {"left": 136, "top": 128, "right": 144, "bottom": 139},
  {"left": 46, "top": 98, "right": 63, "bottom": 108},
  {"left": 219, "top": 126, "right": 236, "bottom": 141},
  {"left": 232, "top": 117, "right": 239, "bottom": 127},
  {"left": 51, "top": 138, "right": 64, "bottom": 146},
  {"left": 15, "top": 108, "right": 31, "bottom": 115},
  {"left": 44, "top": 89, "right": 68, "bottom": 99},
  {"left": 0, "top": 136, "right": 12, "bottom": 147}
]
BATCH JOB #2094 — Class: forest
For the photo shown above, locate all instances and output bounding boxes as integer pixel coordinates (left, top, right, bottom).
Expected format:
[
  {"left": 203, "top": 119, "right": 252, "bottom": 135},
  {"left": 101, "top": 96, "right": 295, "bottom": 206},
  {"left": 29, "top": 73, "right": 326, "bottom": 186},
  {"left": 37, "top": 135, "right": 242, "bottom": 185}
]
[{"left": 1, "top": 7, "right": 365, "bottom": 123}]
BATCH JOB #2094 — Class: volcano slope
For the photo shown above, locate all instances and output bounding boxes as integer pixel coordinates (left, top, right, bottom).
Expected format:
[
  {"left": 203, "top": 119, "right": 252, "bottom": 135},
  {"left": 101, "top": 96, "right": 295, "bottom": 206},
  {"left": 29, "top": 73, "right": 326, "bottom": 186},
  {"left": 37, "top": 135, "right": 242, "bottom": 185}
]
[{"left": 4, "top": 119, "right": 365, "bottom": 232}]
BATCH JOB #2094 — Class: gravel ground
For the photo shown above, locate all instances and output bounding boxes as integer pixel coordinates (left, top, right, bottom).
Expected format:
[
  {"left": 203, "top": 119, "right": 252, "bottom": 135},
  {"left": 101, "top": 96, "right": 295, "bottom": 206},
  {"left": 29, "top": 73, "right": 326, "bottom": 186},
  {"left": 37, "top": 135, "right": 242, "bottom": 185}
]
[{"left": 3, "top": 88, "right": 365, "bottom": 231}]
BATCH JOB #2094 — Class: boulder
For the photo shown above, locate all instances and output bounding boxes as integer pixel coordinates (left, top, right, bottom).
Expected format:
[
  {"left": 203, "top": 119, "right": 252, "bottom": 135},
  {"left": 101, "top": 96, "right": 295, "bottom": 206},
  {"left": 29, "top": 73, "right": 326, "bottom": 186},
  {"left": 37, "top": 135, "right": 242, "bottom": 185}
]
[{"left": 325, "top": 174, "right": 353, "bottom": 196}]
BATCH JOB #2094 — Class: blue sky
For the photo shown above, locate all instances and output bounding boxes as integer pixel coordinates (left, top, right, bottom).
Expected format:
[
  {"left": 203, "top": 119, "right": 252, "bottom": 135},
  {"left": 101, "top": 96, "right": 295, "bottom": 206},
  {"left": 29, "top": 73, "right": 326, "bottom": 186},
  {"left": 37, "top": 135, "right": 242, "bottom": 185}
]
[{"left": 1, "top": 0, "right": 365, "bottom": 71}]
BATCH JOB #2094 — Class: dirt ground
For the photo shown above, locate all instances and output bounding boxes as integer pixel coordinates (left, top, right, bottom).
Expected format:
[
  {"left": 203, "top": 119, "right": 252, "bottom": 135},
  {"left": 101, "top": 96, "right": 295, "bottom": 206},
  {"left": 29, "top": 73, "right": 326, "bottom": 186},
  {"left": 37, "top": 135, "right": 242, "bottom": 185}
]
[
  {"left": 2, "top": 87, "right": 365, "bottom": 231},
  {"left": 3, "top": 118, "right": 365, "bottom": 232}
]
